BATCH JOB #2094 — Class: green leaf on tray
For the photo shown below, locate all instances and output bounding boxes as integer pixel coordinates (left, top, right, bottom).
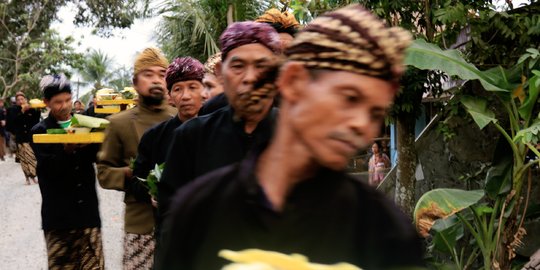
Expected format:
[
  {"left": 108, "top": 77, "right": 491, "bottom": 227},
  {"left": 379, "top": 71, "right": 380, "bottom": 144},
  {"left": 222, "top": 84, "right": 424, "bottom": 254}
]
[
  {"left": 71, "top": 114, "right": 110, "bottom": 129},
  {"left": 46, "top": 129, "right": 67, "bottom": 134}
]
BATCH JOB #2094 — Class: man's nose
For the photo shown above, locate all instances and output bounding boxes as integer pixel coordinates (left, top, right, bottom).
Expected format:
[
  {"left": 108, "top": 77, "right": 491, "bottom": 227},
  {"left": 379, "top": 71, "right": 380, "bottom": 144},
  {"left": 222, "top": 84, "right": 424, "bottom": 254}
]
[
  {"left": 182, "top": 90, "right": 192, "bottom": 100},
  {"left": 242, "top": 66, "right": 258, "bottom": 85},
  {"left": 350, "top": 111, "right": 371, "bottom": 135}
]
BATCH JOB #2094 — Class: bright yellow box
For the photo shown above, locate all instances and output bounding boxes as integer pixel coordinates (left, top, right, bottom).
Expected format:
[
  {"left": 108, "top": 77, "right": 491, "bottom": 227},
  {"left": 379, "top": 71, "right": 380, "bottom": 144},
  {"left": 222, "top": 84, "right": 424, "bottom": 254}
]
[
  {"left": 30, "top": 102, "right": 46, "bottom": 108},
  {"left": 95, "top": 99, "right": 135, "bottom": 105},
  {"left": 33, "top": 132, "right": 105, "bottom": 144},
  {"left": 95, "top": 107, "right": 121, "bottom": 114}
]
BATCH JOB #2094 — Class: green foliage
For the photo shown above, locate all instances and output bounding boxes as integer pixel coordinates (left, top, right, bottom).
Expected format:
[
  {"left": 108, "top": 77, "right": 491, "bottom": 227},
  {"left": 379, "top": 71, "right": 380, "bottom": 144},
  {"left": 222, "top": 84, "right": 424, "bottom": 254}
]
[
  {"left": 108, "top": 66, "right": 133, "bottom": 91},
  {"left": 410, "top": 40, "right": 540, "bottom": 269},
  {"left": 138, "top": 163, "right": 165, "bottom": 198},
  {"left": 157, "top": 0, "right": 274, "bottom": 61},
  {"left": 77, "top": 49, "right": 115, "bottom": 93},
  {"left": 72, "top": 0, "right": 151, "bottom": 37},
  {"left": 405, "top": 39, "right": 511, "bottom": 92},
  {"left": 0, "top": 0, "right": 148, "bottom": 99}
]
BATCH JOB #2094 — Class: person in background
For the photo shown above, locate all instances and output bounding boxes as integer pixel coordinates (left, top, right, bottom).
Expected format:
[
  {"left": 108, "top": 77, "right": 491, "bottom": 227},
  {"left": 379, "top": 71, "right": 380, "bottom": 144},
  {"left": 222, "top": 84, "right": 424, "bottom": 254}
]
[
  {"left": 0, "top": 98, "right": 6, "bottom": 161},
  {"left": 156, "top": 5, "right": 422, "bottom": 270},
  {"left": 132, "top": 57, "right": 206, "bottom": 204},
  {"left": 131, "top": 58, "right": 206, "bottom": 256},
  {"left": 157, "top": 22, "right": 281, "bottom": 236},
  {"left": 83, "top": 96, "right": 107, "bottom": 118},
  {"left": 255, "top": 8, "right": 300, "bottom": 49},
  {"left": 198, "top": 52, "right": 226, "bottom": 116},
  {"left": 73, "top": 100, "right": 85, "bottom": 114},
  {"left": 31, "top": 74, "right": 104, "bottom": 270},
  {"left": 11, "top": 92, "right": 39, "bottom": 185},
  {"left": 368, "top": 141, "right": 391, "bottom": 186},
  {"left": 97, "top": 47, "right": 174, "bottom": 270},
  {"left": 5, "top": 96, "right": 19, "bottom": 160}
]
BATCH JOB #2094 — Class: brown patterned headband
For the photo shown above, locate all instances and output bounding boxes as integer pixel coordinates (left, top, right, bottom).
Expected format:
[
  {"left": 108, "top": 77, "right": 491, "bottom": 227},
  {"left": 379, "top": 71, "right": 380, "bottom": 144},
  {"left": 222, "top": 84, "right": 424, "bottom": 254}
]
[{"left": 285, "top": 4, "right": 411, "bottom": 82}]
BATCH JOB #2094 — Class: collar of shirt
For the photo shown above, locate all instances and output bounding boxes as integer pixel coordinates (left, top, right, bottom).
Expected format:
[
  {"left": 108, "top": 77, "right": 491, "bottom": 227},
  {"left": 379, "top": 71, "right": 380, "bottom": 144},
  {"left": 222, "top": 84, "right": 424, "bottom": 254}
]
[
  {"left": 236, "top": 143, "right": 345, "bottom": 214},
  {"left": 227, "top": 105, "right": 277, "bottom": 138}
]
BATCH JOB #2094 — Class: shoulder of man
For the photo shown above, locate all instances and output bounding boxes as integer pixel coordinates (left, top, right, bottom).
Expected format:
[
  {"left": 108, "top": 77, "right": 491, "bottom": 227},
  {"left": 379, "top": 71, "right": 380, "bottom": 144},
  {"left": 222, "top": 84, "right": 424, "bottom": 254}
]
[
  {"left": 169, "top": 163, "right": 241, "bottom": 215},
  {"left": 107, "top": 107, "right": 136, "bottom": 123},
  {"left": 30, "top": 118, "right": 48, "bottom": 134},
  {"left": 172, "top": 107, "right": 226, "bottom": 138}
]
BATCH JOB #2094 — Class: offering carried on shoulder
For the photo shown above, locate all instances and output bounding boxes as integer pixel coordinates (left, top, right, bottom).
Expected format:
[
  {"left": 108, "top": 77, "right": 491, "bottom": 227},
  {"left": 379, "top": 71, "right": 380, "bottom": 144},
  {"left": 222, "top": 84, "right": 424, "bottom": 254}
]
[{"left": 29, "top": 98, "right": 46, "bottom": 108}]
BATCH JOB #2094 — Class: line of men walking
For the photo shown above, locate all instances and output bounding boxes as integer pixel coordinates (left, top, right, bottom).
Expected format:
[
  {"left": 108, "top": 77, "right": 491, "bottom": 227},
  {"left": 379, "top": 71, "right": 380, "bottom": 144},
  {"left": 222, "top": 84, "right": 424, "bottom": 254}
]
[{"left": 28, "top": 5, "right": 426, "bottom": 270}]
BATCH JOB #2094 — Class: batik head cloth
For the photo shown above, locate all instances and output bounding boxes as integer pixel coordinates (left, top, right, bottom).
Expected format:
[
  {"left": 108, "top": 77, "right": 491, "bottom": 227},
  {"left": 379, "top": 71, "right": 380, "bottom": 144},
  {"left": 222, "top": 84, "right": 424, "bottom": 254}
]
[
  {"left": 39, "top": 74, "right": 72, "bottom": 100},
  {"left": 204, "top": 52, "right": 222, "bottom": 75},
  {"left": 285, "top": 4, "right": 412, "bottom": 82},
  {"left": 134, "top": 47, "right": 169, "bottom": 75},
  {"left": 255, "top": 8, "right": 300, "bottom": 35},
  {"left": 219, "top": 22, "right": 281, "bottom": 61},
  {"left": 165, "top": 57, "right": 205, "bottom": 91}
]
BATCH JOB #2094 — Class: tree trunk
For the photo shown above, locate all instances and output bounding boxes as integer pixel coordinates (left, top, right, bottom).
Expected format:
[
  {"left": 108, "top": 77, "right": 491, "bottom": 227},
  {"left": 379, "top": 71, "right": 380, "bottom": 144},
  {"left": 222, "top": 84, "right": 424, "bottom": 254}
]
[{"left": 395, "top": 113, "right": 417, "bottom": 216}]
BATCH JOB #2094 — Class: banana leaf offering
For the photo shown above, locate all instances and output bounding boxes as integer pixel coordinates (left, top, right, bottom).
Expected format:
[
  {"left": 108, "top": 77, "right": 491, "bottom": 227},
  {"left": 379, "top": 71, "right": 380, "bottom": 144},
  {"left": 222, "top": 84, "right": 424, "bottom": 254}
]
[
  {"left": 71, "top": 114, "right": 109, "bottom": 129},
  {"left": 137, "top": 163, "right": 164, "bottom": 198}
]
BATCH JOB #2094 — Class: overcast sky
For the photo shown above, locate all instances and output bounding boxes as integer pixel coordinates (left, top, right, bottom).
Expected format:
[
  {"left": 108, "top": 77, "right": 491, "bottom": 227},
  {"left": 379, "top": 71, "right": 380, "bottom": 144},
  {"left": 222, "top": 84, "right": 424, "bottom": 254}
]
[{"left": 51, "top": 4, "right": 162, "bottom": 96}]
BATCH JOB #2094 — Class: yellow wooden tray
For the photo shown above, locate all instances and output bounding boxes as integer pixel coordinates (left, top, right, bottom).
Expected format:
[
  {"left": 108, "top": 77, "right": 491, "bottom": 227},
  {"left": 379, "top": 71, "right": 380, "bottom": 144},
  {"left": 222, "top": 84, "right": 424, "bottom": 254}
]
[
  {"left": 96, "top": 99, "right": 135, "bottom": 105},
  {"left": 30, "top": 103, "right": 46, "bottom": 108},
  {"left": 95, "top": 107, "right": 121, "bottom": 114},
  {"left": 33, "top": 132, "right": 105, "bottom": 144}
]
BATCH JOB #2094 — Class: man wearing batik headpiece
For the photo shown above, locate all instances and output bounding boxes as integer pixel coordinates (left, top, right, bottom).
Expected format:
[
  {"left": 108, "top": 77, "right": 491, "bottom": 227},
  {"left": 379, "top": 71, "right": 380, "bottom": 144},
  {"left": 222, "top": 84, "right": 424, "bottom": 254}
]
[
  {"left": 157, "top": 5, "right": 424, "bottom": 270},
  {"left": 198, "top": 52, "right": 227, "bottom": 116},
  {"left": 31, "top": 74, "right": 103, "bottom": 269},
  {"left": 157, "top": 22, "right": 281, "bottom": 239},
  {"left": 97, "top": 47, "right": 175, "bottom": 270},
  {"left": 131, "top": 57, "right": 206, "bottom": 206},
  {"left": 256, "top": 8, "right": 300, "bottom": 49}
]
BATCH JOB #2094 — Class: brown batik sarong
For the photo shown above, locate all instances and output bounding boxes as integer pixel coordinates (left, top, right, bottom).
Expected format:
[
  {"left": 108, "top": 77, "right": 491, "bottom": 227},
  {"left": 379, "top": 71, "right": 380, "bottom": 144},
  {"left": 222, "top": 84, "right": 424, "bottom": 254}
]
[
  {"left": 44, "top": 227, "right": 104, "bottom": 270},
  {"left": 123, "top": 233, "right": 155, "bottom": 270},
  {"left": 17, "top": 142, "right": 36, "bottom": 177}
]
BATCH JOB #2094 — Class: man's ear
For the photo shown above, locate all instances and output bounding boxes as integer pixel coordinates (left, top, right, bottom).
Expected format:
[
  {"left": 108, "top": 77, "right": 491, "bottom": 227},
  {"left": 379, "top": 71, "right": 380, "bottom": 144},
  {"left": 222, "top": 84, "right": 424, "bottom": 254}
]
[
  {"left": 215, "top": 62, "right": 224, "bottom": 85},
  {"left": 43, "top": 98, "right": 50, "bottom": 107},
  {"left": 276, "top": 61, "right": 310, "bottom": 105}
]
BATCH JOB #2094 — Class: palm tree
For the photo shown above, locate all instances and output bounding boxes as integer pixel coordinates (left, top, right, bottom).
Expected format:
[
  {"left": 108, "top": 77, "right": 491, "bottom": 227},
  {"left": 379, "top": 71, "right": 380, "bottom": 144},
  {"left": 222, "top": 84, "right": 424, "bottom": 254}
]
[
  {"left": 156, "top": 0, "right": 276, "bottom": 62},
  {"left": 109, "top": 66, "right": 133, "bottom": 91},
  {"left": 78, "top": 49, "right": 114, "bottom": 94}
]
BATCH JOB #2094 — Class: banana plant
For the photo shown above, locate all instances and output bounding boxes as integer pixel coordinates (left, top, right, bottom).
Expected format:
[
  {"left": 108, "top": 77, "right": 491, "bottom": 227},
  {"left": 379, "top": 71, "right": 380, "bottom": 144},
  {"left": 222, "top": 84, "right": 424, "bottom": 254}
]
[{"left": 406, "top": 39, "right": 540, "bottom": 269}]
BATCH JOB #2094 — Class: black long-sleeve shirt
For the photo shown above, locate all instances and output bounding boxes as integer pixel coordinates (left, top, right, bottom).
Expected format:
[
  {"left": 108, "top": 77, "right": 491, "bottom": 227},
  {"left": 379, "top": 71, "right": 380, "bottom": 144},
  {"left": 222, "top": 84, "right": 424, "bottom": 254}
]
[
  {"left": 198, "top": 92, "right": 228, "bottom": 116},
  {"left": 11, "top": 106, "right": 40, "bottom": 143},
  {"left": 156, "top": 148, "right": 425, "bottom": 270},
  {"left": 31, "top": 115, "right": 101, "bottom": 230},
  {"left": 158, "top": 105, "right": 277, "bottom": 223}
]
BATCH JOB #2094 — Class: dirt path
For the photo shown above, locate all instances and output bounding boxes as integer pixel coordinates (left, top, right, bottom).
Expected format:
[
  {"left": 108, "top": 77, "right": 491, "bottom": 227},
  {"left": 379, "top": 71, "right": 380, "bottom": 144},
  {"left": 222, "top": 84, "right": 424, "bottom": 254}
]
[{"left": 0, "top": 156, "right": 124, "bottom": 269}]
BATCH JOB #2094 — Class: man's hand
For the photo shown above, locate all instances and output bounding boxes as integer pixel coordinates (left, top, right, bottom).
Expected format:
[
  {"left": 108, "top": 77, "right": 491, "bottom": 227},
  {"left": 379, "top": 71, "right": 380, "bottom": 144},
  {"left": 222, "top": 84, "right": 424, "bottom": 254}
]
[
  {"left": 523, "top": 249, "right": 540, "bottom": 270},
  {"left": 21, "top": 104, "right": 30, "bottom": 113},
  {"left": 124, "top": 167, "right": 133, "bottom": 180}
]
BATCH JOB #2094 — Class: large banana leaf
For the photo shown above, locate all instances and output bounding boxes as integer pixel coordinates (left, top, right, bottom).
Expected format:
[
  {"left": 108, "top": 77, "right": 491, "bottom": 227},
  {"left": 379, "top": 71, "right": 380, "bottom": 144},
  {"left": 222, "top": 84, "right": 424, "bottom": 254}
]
[
  {"left": 414, "top": 188, "right": 484, "bottom": 237},
  {"left": 72, "top": 114, "right": 110, "bottom": 129},
  {"left": 460, "top": 96, "right": 498, "bottom": 130},
  {"left": 518, "top": 74, "right": 540, "bottom": 123},
  {"left": 405, "top": 39, "right": 511, "bottom": 92}
]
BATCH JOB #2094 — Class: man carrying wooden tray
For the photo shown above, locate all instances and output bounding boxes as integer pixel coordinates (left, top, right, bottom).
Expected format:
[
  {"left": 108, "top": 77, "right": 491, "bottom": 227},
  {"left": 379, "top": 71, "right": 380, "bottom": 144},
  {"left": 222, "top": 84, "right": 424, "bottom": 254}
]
[{"left": 30, "top": 74, "right": 104, "bottom": 270}]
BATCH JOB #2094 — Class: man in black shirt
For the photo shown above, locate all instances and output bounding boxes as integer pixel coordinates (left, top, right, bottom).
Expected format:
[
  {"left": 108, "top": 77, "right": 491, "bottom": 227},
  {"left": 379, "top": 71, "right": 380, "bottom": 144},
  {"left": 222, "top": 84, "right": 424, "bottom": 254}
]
[
  {"left": 157, "top": 5, "right": 423, "bottom": 270},
  {"left": 158, "top": 21, "right": 282, "bottom": 222},
  {"left": 131, "top": 57, "right": 206, "bottom": 203},
  {"left": 31, "top": 74, "right": 103, "bottom": 269}
]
